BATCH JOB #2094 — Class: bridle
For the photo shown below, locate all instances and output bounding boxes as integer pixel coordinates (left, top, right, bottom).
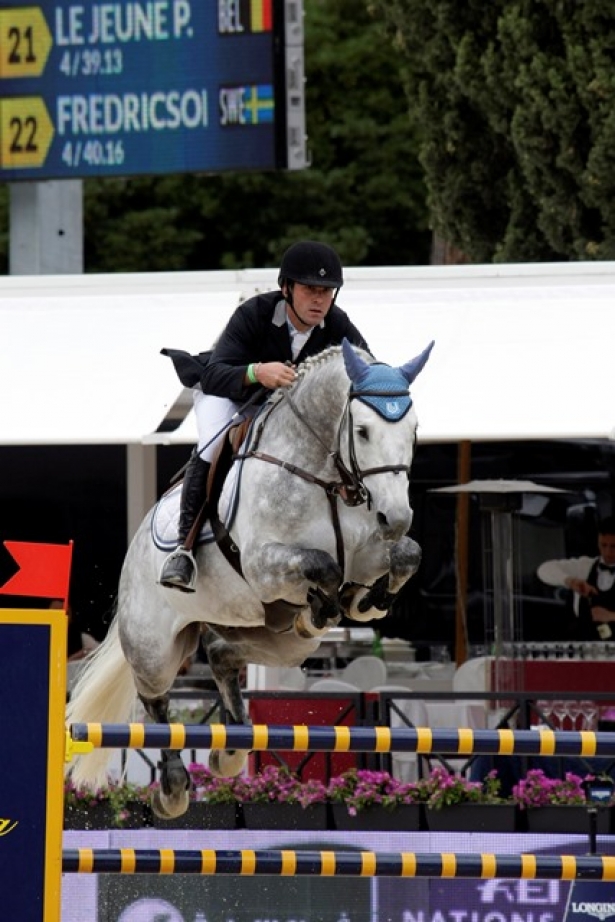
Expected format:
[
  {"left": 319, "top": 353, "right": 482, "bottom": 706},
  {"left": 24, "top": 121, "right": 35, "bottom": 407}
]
[{"left": 236, "top": 382, "right": 414, "bottom": 573}]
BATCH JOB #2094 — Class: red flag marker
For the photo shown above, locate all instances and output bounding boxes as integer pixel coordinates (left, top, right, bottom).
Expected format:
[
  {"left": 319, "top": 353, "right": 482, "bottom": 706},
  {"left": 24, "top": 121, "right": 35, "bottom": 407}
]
[{"left": 0, "top": 541, "right": 73, "bottom": 606}]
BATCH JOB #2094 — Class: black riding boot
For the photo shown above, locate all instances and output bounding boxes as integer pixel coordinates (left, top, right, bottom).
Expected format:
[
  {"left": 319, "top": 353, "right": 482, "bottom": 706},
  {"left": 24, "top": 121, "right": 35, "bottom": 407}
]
[{"left": 159, "top": 453, "right": 210, "bottom": 591}]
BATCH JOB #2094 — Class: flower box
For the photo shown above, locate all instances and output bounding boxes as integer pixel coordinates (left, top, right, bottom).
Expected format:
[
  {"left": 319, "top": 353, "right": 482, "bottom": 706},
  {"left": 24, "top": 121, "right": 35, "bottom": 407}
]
[
  {"left": 425, "top": 803, "right": 518, "bottom": 833},
  {"left": 152, "top": 802, "right": 238, "bottom": 830},
  {"left": 64, "top": 801, "right": 152, "bottom": 830},
  {"left": 523, "top": 806, "right": 611, "bottom": 835},
  {"left": 241, "top": 802, "right": 329, "bottom": 831},
  {"left": 332, "top": 803, "right": 422, "bottom": 832},
  {"left": 512, "top": 768, "right": 615, "bottom": 833}
]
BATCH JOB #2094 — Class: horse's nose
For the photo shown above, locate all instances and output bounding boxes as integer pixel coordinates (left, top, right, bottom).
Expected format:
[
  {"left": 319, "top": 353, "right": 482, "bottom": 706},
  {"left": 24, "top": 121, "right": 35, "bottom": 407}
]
[{"left": 376, "top": 508, "right": 413, "bottom": 541}]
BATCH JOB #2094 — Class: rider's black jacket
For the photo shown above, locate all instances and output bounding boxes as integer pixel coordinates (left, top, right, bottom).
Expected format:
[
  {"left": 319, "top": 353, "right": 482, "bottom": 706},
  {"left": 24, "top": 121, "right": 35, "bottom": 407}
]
[{"left": 163, "top": 289, "right": 369, "bottom": 403}]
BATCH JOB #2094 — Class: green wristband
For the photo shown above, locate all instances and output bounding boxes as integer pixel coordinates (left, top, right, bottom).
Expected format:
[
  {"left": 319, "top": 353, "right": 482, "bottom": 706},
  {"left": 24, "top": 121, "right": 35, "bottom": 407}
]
[{"left": 247, "top": 363, "right": 257, "bottom": 384}]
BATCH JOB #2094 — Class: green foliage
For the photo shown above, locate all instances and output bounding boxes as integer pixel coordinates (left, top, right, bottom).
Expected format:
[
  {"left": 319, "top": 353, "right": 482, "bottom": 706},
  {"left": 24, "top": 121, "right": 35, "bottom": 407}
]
[{"left": 369, "top": 0, "right": 615, "bottom": 261}]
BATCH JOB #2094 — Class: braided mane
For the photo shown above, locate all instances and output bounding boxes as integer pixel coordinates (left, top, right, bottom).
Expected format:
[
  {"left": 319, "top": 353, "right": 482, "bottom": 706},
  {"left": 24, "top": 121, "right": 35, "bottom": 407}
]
[{"left": 267, "top": 343, "right": 373, "bottom": 408}]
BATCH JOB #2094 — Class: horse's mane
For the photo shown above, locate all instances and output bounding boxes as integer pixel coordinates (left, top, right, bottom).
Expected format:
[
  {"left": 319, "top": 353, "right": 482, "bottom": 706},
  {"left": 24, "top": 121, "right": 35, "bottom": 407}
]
[{"left": 267, "top": 343, "right": 374, "bottom": 409}]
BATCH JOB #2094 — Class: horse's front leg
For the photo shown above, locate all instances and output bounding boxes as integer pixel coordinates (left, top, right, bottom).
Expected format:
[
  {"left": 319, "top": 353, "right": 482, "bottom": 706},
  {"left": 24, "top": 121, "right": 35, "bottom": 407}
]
[
  {"left": 243, "top": 542, "right": 343, "bottom": 638},
  {"left": 343, "top": 535, "right": 422, "bottom": 622}
]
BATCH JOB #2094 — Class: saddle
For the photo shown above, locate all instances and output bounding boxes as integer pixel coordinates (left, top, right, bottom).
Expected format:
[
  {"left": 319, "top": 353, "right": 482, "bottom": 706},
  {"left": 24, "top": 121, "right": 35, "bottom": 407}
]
[{"left": 151, "top": 420, "right": 251, "bottom": 552}]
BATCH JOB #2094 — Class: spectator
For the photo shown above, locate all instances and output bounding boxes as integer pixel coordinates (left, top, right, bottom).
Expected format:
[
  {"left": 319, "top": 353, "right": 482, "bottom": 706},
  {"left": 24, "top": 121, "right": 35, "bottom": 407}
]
[{"left": 537, "top": 515, "right": 615, "bottom": 641}]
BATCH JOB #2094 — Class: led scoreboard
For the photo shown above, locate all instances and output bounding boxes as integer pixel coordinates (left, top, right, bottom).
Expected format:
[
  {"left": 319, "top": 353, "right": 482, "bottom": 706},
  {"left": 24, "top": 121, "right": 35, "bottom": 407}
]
[{"left": 0, "top": 0, "right": 306, "bottom": 180}]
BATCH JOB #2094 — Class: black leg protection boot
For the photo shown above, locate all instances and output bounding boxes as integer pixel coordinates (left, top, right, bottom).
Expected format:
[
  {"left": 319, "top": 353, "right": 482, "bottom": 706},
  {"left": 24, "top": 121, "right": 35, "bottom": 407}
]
[{"left": 159, "top": 454, "right": 210, "bottom": 592}]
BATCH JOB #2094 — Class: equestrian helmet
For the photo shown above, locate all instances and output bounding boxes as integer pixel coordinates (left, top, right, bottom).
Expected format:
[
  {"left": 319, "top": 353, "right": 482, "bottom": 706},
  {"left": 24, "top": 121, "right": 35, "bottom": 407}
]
[{"left": 278, "top": 241, "right": 344, "bottom": 289}]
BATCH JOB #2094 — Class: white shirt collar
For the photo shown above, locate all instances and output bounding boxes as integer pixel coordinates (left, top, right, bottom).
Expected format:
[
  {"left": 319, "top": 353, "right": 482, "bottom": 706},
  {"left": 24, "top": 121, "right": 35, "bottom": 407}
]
[{"left": 272, "top": 298, "right": 325, "bottom": 330}]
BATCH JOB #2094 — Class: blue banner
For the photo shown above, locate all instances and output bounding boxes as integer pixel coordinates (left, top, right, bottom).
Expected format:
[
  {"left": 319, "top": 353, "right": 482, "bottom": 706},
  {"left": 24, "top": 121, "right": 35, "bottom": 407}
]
[{"left": 0, "top": 610, "right": 66, "bottom": 922}]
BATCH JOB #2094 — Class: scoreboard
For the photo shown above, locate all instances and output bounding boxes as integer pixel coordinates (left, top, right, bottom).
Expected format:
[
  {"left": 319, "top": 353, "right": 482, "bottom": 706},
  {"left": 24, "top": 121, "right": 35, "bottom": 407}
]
[{"left": 0, "top": 0, "right": 306, "bottom": 180}]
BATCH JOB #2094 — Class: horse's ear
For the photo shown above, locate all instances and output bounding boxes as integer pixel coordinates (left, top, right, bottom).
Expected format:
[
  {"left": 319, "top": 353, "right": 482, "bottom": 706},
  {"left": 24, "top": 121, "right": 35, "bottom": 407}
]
[
  {"left": 342, "top": 337, "right": 371, "bottom": 382},
  {"left": 398, "top": 340, "right": 435, "bottom": 385}
]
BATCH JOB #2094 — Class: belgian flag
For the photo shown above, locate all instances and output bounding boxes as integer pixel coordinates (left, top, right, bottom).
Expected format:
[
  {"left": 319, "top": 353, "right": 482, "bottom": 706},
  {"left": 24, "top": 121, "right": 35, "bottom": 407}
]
[{"left": 241, "top": 0, "right": 273, "bottom": 33}]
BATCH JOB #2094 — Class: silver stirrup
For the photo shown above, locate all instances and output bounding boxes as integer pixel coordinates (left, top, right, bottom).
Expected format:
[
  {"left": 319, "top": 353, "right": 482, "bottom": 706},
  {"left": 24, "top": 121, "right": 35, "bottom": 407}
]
[{"left": 158, "top": 547, "right": 198, "bottom": 592}]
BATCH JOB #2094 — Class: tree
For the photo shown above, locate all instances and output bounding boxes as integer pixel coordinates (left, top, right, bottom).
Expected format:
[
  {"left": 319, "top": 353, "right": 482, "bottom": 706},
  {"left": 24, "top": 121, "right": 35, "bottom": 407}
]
[{"left": 369, "top": 0, "right": 615, "bottom": 262}]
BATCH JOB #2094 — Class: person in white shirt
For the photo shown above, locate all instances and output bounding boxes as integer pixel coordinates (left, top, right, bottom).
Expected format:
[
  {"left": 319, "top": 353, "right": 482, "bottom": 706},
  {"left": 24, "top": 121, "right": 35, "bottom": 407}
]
[{"left": 537, "top": 515, "right": 615, "bottom": 640}]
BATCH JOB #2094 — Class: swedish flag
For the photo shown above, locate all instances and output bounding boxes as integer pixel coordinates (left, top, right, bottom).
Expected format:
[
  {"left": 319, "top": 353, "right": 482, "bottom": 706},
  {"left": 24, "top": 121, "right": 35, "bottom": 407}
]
[{"left": 244, "top": 85, "right": 274, "bottom": 125}]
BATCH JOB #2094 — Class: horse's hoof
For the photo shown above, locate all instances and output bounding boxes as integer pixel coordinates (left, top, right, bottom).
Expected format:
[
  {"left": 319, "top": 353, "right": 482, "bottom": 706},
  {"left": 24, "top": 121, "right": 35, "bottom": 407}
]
[
  {"left": 209, "top": 748, "right": 249, "bottom": 778},
  {"left": 150, "top": 787, "right": 190, "bottom": 820},
  {"left": 293, "top": 610, "right": 330, "bottom": 639},
  {"left": 159, "top": 755, "right": 191, "bottom": 797}
]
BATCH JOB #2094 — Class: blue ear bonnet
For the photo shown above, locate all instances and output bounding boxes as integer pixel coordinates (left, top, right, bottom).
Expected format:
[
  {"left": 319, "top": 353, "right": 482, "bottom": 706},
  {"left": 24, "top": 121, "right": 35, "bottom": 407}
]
[{"left": 350, "top": 364, "right": 412, "bottom": 421}]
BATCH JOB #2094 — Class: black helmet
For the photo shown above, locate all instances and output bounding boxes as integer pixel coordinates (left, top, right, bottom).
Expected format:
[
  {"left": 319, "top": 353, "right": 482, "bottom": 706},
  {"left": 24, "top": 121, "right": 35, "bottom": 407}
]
[{"left": 278, "top": 241, "right": 344, "bottom": 289}]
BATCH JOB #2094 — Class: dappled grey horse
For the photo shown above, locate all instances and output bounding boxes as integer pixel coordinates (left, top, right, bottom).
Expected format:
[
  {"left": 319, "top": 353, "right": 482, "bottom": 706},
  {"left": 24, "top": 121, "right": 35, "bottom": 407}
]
[{"left": 66, "top": 338, "right": 434, "bottom": 819}]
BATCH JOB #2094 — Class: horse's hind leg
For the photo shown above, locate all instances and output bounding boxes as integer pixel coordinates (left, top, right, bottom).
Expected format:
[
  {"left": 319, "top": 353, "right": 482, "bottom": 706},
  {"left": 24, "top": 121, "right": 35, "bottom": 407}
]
[
  {"left": 130, "top": 621, "right": 201, "bottom": 820},
  {"left": 202, "top": 628, "right": 252, "bottom": 778},
  {"left": 140, "top": 692, "right": 191, "bottom": 819}
]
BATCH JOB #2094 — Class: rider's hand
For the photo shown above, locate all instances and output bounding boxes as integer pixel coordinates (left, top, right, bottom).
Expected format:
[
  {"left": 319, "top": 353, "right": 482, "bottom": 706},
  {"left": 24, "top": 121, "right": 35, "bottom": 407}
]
[{"left": 256, "top": 361, "right": 297, "bottom": 389}]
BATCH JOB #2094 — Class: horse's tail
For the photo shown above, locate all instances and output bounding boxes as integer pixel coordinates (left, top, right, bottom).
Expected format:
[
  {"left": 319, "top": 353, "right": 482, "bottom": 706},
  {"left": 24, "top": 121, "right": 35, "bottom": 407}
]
[{"left": 65, "top": 614, "right": 137, "bottom": 789}]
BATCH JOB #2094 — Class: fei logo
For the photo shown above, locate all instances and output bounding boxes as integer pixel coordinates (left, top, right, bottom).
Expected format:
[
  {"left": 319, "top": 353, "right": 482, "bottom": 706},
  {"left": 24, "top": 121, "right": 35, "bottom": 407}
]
[
  {"left": 477, "top": 880, "right": 561, "bottom": 906},
  {"left": 0, "top": 818, "right": 18, "bottom": 836}
]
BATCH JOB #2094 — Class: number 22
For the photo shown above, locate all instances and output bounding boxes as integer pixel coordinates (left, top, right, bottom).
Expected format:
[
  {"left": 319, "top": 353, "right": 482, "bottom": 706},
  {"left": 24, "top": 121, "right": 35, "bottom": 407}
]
[{"left": 10, "top": 116, "right": 38, "bottom": 153}]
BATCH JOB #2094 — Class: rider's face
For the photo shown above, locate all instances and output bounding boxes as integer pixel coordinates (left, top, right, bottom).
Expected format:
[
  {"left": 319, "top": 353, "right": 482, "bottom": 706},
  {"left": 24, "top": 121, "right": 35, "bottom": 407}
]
[{"left": 286, "top": 282, "right": 335, "bottom": 331}]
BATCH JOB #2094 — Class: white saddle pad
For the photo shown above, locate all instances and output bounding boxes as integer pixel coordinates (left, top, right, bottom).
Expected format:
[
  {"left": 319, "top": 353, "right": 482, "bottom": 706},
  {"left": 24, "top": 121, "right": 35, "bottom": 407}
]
[{"left": 151, "top": 459, "right": 241, "bottom": 551}]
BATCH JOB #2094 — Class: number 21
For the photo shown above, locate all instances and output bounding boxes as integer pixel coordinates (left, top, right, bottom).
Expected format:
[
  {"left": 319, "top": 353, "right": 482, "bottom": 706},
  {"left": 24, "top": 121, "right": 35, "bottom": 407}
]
[{"left": 8, "top": 25, "right": 36, "bottom": 63}]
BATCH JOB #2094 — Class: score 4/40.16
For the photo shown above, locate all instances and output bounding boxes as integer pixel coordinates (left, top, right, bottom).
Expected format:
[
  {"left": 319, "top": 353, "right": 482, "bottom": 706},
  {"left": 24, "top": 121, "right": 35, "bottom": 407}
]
[{"left": 61, "top": 139, "right": 125, "bottom": 168}]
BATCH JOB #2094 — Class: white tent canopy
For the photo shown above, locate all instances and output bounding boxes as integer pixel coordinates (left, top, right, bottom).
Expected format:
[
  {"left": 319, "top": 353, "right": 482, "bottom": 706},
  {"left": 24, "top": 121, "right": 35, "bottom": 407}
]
[
  {"left": 1, "top": 261, "right": 614, "bottom": 447},
  {"left": 3, "top": 260, "right": 613, "bottom": 540},
  {"left": 2, "top": 260, "right": 613, "bottom": 447}
]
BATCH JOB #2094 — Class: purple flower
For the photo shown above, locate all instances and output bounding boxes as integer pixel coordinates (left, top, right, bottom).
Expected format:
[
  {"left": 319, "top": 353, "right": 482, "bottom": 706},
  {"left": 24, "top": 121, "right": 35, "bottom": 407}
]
[{"left": 512, "top": 768, "right": 599, "bottom": 809}]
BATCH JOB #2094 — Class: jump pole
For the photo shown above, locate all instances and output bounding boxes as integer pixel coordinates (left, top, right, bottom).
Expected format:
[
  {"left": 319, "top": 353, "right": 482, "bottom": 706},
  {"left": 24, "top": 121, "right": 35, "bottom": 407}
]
[
  {"left": 0, "top": 540, "right": 73, "bottom": 922},
  {"left": 61, "top": 848, "right": 615, "bottom": 880},
  {"left": 68, "top": 722, "right": 615, "bottom": 759}
]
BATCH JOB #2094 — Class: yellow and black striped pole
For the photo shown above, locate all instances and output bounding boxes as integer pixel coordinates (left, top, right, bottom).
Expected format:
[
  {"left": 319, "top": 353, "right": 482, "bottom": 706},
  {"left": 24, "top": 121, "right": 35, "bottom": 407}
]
[
  {"left": 68, "top": 723, "right": 615, "bottom": 759},
  {"left": 62, "top": 848, "right": 615, "bottom": 880}
]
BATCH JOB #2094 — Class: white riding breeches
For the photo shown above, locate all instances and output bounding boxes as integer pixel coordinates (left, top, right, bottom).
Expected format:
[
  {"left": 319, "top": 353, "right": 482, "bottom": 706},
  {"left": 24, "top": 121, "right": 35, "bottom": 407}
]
[{"left": 193, "top": 391, "right": 256, "bottom": 462}]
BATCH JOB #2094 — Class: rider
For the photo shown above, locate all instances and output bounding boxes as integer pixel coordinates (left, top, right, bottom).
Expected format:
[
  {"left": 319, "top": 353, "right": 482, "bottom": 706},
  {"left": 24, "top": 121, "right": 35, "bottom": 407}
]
[{"left": 159, "top": 240, "right": 370, "bottom": 591}]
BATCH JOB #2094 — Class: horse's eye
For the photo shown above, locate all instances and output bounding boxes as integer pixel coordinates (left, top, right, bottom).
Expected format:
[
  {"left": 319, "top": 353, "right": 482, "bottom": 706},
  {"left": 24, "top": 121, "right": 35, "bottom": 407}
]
[{"left": 357, "top": 426, "right": 369, "bottom": 441}]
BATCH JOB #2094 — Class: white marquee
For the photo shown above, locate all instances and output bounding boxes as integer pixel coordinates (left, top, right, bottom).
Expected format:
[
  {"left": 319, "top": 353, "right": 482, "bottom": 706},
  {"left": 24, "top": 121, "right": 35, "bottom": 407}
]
[{"left": 2, "top": 260, "right": 613, "bottom": 448}]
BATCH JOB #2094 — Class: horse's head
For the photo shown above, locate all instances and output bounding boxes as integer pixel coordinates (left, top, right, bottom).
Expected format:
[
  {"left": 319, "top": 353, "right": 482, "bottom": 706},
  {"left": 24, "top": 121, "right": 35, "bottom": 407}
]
[{"left": 339, "top": 338, "right": 434, "bottom": 540}]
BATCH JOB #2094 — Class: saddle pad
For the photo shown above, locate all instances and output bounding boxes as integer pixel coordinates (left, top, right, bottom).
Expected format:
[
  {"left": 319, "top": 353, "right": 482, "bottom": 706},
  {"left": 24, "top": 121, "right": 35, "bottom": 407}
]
[{"left": 151, "top": 456, "right": 242, "bottom": 551}]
